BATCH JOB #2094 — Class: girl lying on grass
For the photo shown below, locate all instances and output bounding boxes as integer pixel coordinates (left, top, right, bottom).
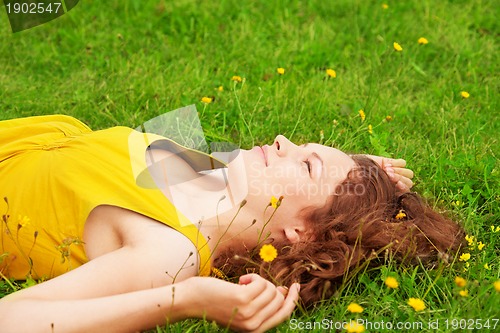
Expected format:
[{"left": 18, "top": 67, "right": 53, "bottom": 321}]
[{"left": 0, "top": 114, "right": 463, "bottom": 332}]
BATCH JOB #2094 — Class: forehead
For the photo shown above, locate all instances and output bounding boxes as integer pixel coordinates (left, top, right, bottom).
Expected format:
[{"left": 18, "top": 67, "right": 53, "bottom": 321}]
[{"left": 307, "top": 143, "right": 352, "bottom": 161}]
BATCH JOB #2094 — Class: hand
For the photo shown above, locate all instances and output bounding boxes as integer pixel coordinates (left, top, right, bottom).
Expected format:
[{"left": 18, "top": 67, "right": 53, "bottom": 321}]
[
  {"left": 180, "top": 274, "right": 300, "bottom": 332},
  {"left": 365, "top": 155, "right": 414, "bottom": 192}
]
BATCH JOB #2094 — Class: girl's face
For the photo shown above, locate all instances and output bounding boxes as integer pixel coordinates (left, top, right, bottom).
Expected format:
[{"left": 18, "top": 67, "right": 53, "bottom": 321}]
[{"left": 229, "top": 135, "right": 356, "bottom": 244}]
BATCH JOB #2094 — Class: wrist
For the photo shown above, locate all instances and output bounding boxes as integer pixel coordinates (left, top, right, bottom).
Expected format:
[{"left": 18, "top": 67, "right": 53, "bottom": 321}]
[{"left": 167, "top": 278, "right": 200, "bottom": 321}]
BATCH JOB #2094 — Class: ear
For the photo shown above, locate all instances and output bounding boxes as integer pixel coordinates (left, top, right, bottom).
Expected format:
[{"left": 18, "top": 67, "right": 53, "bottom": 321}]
[{"left": 283, "top": 223, "right": 307, "bottom": 244}]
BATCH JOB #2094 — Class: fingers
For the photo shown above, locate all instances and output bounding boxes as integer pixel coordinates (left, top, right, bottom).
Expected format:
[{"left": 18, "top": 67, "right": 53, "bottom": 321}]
[
  {"left": 393, "top": 166, "right": 414, "bottom": 179},
  {"left": 398, "top": 176, "right": 414, "bottom": 192},
  {"left": 238, "top": 273, "right": 257, "bottom": 285},
  {"left": 242, "top": 279, "right": 284, "bottom": 319},
  {"left": 383, "top": 157, "right": 406, "bottom": 168},
  {"left": 250, "top": 283, "right": 300, "bottom": 333},
  {"left": 238, "top": 274, "right": 273, "bottom": 300},
  {"left": 384, "top": 165, "right": 414, "bottom": 192}
]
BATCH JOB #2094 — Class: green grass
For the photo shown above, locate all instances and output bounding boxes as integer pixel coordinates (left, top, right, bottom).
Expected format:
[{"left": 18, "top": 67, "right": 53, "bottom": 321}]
[{"left": 1, "top": 0, "right": 499, "bottom": 331}]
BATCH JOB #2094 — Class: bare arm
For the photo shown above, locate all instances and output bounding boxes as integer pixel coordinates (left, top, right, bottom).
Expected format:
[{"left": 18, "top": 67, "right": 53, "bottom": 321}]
[
  {"left": 0, "top": 211, "right": 299, "bottom": 332},
  {"left": 0, "top": 275, "right": 299, "bottom": 333},
  {"left": 0, "top": 283, "right": 183, "bottom": 332},
  {"left": 0, "top": 273, "right": 299, "bottom": 333}
]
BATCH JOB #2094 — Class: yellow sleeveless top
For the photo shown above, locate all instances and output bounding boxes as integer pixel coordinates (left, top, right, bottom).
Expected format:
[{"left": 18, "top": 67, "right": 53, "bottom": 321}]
[{"left": 0, "top": 115, "right": 216, "bottom": 279}]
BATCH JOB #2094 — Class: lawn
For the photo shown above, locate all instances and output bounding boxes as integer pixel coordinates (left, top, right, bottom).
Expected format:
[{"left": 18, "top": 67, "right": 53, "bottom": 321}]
[{"left": 0, "top": 0, "right": 498, "bottom": 332}]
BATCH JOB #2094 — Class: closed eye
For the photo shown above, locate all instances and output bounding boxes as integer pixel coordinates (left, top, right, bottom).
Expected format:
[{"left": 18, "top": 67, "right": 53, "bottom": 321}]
[{"left": 303, "top": 160, "right": 312, "bottom": 175}]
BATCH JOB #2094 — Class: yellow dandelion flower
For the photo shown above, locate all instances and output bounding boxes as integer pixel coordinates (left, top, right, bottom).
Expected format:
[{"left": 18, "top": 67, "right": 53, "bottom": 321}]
[
  {"left": 326, "top": 68, "right": 337, "bottom": 78},
  {"left": 454, "top": 276, "right": 467, "bottom": 288},
  {"left": 393, "top": 42, "right": 403, "bottom": 52},
  {"left": 345, "top": 320, "right": 365, "bottom": 333},
  {"left": 259, "top": 244, "right": 278, "bottom": 262},
  {"left": 217, "top": 86, "right": 224, "bottom": 92},
  {"left": 277, "top": 67, "right": 285, "bottom": 75},
  {"left": 465, "top": 235, "right": 475, "bottom": 246},
  {"left": 418, "top": 37, "right": 429, "bottom": 45},
  {"left": 459, "top": 253, "right": 471, "bottom": 262},
  {"left": 382, "top": 4, "right": 389, "bottom": 10},
  {"left": 459, "top": 289, "right": 468, "bottom": 297},
  {"left": 477, "top": 241, "right": 485, "bottom": 250},
  {"left": 347, "top": 302, "right": 364, "bottom": 313},
  {"left": 407, "top": 298, "right": 426, "bottom": 312},
  {"left": 494, "top": 280, "right": 500, "bottom": 292},
  {"left": 385, "top": 115, "right": 393, "bottom": 122},
  {"left": 231, "top": 75, "right": 243, "bottom": 82},
  {"left": 201, "top": 97, "right": 213, "bottom": 104},
  {"left": 358, "top": 109, "right": 366, "bottom": 122},
  {"left": 367, "top": 124, "right": 373, "bottom": 134},
  {"left": 460, "top": 91, "right": 470, "bottom": 99},
  {"left": 270, "top": 196, "right": 279, "bottom": 209},
  {"left": 395, "top": 210, "right": 407, "bottom": 219},
  {"left": 484, "top": 263, "right": 491, "bottom": 270},
  {"left": 17, "top": 215, "right": 31, "bottom": 228},
  {"left": 385, "top": 276, "right": 399, "bottom": 289},
  {"left": 496, "top": 226, "right": 500, "bottom": 233}
]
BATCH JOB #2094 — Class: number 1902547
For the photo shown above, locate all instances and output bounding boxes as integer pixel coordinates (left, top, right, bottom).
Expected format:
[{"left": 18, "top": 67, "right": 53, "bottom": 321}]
[{"left": 5, "top": 2, "right": 62, "bottom": 14}]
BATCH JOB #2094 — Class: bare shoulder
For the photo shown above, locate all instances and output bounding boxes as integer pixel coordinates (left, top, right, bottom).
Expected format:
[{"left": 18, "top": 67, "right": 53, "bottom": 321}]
[{"left": 85, "top": 205, "right": 200, "bottom": 286}]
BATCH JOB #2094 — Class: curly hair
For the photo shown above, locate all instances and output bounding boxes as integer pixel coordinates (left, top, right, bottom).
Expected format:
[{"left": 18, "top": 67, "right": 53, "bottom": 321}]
[{"left": 214, "top": 155, "right": 465, "bottom": 307}]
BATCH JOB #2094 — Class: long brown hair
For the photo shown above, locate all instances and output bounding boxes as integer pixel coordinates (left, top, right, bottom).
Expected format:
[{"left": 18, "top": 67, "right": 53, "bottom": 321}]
[{"left": 215, "top": 155, "right": 465, "bottom": 307}]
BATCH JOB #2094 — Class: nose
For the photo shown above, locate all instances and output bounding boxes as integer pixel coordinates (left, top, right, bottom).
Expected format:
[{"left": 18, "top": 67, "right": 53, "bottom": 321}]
[{"left": 273, "top": 135, "right": 295, "bottom": 157}]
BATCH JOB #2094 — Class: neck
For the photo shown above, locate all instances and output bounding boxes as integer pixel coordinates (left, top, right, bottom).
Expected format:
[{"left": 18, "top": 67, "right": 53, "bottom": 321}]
[
  {"left": 147, "top": 149, "right": 265, "bottom": 261},
  {"left": 198, "top": 201, "right": 262, "bottom": 262}
]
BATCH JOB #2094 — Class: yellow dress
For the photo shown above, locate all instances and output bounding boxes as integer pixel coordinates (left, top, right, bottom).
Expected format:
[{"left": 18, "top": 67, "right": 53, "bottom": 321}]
[{"left": 0, "top": 115, "right": 219, "bottom": 279}]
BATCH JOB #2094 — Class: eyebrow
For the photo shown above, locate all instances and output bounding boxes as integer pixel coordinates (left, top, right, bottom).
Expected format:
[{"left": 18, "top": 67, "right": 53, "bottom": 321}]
[{"left": 310, "top": 152, "right": 323, "bottom": 181}]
